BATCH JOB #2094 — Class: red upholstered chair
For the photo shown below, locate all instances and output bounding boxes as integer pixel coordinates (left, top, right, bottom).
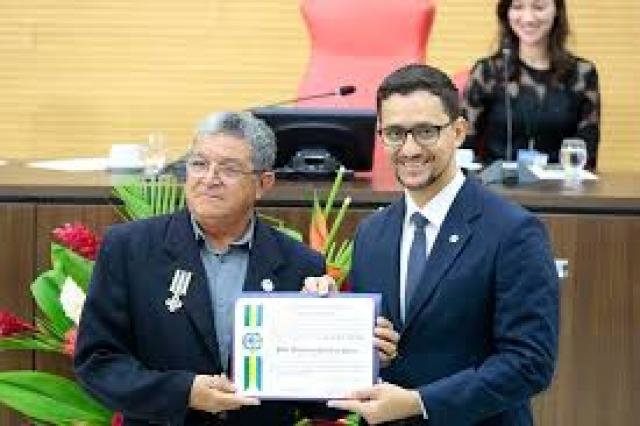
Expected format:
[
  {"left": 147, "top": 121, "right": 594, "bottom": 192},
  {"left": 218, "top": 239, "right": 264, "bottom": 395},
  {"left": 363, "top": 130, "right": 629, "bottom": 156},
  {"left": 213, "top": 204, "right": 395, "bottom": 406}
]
[
  {"left": 296, "top": 0, "right": 437, "bottom": 183},
  {"left": 297, "top": 0, "right": 437, "bottom": 109},
  {"left": 452, "top": 68, "right": 471, "bottom": 99}
]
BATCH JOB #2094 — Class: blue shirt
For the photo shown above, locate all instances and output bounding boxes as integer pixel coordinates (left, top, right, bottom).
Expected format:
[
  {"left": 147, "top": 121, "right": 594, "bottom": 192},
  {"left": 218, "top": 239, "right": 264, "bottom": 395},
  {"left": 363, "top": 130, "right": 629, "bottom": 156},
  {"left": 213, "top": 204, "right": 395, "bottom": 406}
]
[{"left": 191, "top": 216, "right": 254, "bottom": 372}]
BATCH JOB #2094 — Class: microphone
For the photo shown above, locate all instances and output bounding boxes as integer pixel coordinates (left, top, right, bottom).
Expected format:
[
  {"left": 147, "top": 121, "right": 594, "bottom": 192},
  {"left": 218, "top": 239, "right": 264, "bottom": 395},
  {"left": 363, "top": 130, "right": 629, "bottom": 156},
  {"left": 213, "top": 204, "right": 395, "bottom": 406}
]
[
  {"left": 253, "top": 85, "right": 357, "bottom": 109},
  {"left": 502, "top": 44, "right": 514, "bottom": 163},
  {"left": 160, "top": 86, "right": 358, "bottom": 180}
]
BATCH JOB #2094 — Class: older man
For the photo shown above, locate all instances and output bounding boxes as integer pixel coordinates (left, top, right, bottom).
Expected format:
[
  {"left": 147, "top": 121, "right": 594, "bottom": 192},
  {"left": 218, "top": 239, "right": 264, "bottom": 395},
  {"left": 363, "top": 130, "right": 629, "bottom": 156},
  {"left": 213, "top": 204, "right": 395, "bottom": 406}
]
[{"left": 74, "top": 112, "right": 396, "bottom": 425}]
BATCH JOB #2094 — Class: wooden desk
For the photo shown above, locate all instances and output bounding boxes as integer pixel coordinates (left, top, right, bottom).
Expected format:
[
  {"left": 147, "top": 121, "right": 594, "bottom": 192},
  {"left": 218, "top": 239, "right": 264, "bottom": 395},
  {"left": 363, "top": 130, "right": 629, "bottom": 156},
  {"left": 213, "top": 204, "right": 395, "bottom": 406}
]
[{"left": 1, "top": 163, "right": 638, "bottom": 426}]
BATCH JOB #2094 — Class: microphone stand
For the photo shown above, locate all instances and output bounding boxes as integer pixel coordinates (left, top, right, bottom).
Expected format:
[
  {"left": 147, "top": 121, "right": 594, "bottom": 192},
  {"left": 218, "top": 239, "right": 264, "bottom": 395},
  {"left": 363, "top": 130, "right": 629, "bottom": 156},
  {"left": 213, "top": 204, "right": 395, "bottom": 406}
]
[
  {"left": 479, "top": 48, "right": 519, "bottom": 185},
  {"left": 504, "top": 48, "right": 513, "bottom": 164},
  {"left": 501, "top": 47, "right": 518, "bottom": 184}
]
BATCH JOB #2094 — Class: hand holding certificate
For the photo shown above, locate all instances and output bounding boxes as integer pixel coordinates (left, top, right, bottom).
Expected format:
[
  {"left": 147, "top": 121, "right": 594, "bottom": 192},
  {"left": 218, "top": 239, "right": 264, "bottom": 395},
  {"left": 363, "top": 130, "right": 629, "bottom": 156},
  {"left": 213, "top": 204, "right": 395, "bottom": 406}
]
[{"left": 233, "top": 293, "right": 381, "bottom": 400}]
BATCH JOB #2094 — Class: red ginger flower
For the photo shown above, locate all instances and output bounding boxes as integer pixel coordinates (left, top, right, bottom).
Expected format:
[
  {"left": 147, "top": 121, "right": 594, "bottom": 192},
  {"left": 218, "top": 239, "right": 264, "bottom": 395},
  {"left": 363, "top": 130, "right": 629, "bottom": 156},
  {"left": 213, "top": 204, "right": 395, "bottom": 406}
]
[
  {"left": 52, "top": 223, "right": 101, "bottom": 260},
  {"left": 0, "top": 310, "right": 35, "bottom": 336}
]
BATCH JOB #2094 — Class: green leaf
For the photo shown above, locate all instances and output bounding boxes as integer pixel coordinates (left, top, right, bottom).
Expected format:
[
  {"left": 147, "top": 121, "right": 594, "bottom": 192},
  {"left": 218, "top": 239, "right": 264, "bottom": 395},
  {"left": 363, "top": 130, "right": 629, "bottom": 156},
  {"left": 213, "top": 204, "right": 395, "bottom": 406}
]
[
  {"left": 51, "top": 244, "right": 94, "bottom": 291},
  {"left": 326, "top": 241, "right": 336, "bottom": 262},
  {"left": 257, "top": 213, "right": 303, "bottom": 242},
  {"left": 30, "top": 270, "right": 74, "bottom": 339},
  {"left": 0, "top": 371, "right": 112, "bottom": 425},
  {"left": 112, "top": 177, "right": 185, "bottom": 220},
  {"left": 112, "top": 185, "right": 153, "bottom": 220},
  {"left": 323, "top": 166, "right": 345, "bottom": 218},
  {"left": 34, "top": 318, "right": 67, "bottom": 347},
  {"left": 275, "top": 226, "right": 303, "bottom": 242},
  {"left": 0, "top": 336, "right": 60, "bottom": 352},
  {"left": 345, "top": 413, "right": 361, "bottom": 425},
  {"left": 323, "top": 196, "right": 351, "bottom": 253}
]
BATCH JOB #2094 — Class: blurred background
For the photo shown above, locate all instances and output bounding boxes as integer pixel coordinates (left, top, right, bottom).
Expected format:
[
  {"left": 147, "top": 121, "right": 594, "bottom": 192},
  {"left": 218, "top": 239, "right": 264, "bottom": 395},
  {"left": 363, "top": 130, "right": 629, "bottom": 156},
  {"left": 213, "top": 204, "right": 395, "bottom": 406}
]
[{"left": 1, "top": 0, "right": 637, "bottom": 172}]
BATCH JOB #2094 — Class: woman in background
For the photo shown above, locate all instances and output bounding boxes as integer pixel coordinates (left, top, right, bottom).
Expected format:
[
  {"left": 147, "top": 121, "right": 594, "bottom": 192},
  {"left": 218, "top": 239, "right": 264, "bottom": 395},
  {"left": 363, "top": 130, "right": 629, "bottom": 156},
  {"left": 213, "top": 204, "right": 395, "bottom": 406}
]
[{"left": 463, "top": 0, "right": 600, "bottom": 169}]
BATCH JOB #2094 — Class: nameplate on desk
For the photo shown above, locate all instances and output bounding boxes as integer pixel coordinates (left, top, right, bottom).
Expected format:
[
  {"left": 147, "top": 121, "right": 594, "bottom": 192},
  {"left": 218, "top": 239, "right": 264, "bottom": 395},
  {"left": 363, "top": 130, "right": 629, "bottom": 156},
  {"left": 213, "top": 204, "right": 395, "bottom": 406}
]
[{"left": 233, "top": 292, "right": 380, "bottom": 400}]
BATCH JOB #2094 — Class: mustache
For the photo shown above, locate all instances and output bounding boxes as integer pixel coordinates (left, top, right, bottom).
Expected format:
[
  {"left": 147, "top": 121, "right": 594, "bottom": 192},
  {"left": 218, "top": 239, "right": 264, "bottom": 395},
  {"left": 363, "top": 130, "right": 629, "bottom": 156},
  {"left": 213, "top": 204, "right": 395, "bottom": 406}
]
[{"left": 393, "top": 152, "right": 433, "bottom": 163}]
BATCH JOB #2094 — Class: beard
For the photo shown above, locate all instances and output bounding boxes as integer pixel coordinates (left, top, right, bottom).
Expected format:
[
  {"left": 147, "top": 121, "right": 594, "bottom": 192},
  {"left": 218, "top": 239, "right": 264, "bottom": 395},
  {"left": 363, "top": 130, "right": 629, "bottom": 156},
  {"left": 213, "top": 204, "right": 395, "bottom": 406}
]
[{"left": 393, "top": 151, "right": 454, "bottom": 191}]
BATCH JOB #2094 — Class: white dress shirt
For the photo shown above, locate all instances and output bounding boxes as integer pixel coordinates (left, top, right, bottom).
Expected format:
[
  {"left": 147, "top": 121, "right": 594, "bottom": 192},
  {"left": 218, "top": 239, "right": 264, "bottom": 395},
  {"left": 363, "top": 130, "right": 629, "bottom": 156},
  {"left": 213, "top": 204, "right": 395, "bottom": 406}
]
[{"left": 399, "top": 170, "right": 466, "bottom": 323}]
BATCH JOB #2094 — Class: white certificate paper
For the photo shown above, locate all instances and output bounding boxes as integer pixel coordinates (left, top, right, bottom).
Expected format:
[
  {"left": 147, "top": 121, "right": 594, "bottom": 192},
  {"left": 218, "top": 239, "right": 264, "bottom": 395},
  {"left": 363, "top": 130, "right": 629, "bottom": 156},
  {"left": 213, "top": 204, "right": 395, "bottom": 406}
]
[{"left": 233, "top": 293, "right": 380, "bottom": 400}]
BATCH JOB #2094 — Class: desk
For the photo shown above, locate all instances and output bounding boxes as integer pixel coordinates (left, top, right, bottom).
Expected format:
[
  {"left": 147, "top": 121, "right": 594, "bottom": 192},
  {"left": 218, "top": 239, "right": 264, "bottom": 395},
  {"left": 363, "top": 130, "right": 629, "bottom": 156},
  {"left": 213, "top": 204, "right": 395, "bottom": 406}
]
[{"left": 1, "top": 163, "right": 638, "bottom": 425}]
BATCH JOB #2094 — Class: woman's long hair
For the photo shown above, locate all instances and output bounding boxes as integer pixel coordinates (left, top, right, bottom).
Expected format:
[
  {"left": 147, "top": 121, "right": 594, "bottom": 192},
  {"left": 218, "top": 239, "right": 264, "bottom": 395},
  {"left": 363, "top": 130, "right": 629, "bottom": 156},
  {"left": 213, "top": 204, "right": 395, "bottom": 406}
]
[{"left": 496, "top": 0, "right": 573, "bottom": 83}]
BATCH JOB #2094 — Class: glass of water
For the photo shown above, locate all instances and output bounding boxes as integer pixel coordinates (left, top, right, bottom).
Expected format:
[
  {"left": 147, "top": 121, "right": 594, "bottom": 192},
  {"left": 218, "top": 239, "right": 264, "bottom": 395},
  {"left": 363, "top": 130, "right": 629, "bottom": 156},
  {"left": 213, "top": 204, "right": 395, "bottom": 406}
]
[
  {"left": 560, "top": 138, "right": 587, "bottom": 186},
  {"left": 143, "top": 132, "right": 167, "bottom": 176}
]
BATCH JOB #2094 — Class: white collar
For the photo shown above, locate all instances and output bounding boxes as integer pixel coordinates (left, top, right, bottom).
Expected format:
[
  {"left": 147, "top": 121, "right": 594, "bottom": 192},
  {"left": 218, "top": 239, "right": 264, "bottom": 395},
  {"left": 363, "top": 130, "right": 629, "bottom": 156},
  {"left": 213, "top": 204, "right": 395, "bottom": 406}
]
[{"left": 404, "top": 169, "right": 466, "bottom": 227}]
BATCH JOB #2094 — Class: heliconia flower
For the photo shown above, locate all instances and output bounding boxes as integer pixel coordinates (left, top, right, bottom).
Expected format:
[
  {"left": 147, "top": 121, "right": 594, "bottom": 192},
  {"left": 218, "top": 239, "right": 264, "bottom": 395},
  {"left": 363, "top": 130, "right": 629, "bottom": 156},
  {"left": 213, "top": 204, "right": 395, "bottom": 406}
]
[
  {"left": 326, "top": 265, "right": 344, "bottom": 282},
  {"left": 0, "top": 310, "right": 35, "bottom": 337},
  {"left": 59, "top": 277, "right": 86, "bottom": 325},
  {"left": 63, "top": 327, "right": 77, "bottom": 357},
  {"left": 52, "top": 222, "right": 101, "bottom": 260},
  {"left": 111, "top": 412, "right": 124, "bottom": 426},
  {"left": 309, "top": 206, "right": 328, "bottom": 253}
]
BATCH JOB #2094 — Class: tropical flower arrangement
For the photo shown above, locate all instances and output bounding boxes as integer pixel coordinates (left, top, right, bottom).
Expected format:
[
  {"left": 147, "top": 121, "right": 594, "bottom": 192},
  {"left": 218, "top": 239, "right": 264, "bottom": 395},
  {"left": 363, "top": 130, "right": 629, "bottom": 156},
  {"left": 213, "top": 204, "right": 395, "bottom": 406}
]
[
  {"left": 0, "top": 172, "right": 355, "bottom": 425},
  {"left": 0, "top": 223, "right": 115, "bottom": 425}
]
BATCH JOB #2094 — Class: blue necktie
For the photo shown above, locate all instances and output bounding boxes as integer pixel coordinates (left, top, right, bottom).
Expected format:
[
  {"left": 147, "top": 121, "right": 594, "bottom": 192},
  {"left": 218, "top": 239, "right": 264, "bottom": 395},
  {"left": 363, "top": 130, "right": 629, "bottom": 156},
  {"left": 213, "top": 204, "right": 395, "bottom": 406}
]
[{"left": 406, "top": 212, "right": 428, "bottom": 316}]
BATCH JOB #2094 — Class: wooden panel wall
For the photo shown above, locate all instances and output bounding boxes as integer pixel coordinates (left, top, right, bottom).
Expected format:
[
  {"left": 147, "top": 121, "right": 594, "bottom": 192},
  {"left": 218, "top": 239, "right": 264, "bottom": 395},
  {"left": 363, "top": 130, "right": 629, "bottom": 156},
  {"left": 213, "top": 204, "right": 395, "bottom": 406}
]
[
  {"left": 0, "top": 204, "right": 35, "bottom": 425},
  {"left": 0, "top": 0, "right": 638, "bottom": 171},
  {"left": 533, "top": 214, "right": 640, "bottom": 426}
]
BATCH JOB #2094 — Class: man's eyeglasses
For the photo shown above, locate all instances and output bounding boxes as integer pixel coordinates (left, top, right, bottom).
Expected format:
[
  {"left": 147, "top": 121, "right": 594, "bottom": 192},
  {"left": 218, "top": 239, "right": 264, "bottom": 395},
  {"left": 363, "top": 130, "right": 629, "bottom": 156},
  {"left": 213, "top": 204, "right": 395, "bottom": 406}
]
[
  {"left": 378, "top": 122, "right": 452, "bottom": 148},
  {"left": 185, "top": 157, "right": 262, "bottom": 181}
]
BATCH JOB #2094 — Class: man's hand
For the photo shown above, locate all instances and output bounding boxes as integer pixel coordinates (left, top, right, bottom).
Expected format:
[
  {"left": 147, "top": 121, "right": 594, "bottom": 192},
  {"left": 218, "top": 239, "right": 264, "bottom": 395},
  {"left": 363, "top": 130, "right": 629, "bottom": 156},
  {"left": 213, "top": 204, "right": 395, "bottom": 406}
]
[
  {"left": 189, "top": 374, "right": 260, "bottom": 414},
  {"left": 302, "top": 275, "right": 338, "bottom": 296},
  {"left": 303, "top": 277, "right": 399, "bottom": 367},
  {"left": 327, "top": 383, "right": 423, "bottom": 425},
  {"left": 374, "top": 317, "right": 399, "bottom": 367}
]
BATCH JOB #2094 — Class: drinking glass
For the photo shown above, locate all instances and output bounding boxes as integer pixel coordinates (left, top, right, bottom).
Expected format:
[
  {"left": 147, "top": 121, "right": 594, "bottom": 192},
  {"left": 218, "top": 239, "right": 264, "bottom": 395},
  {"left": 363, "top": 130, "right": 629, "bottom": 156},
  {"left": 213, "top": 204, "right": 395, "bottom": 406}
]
[
  {"left": 143, "top": 132, "right": 167, "bottom": 176},
  {"left": 560, "top": 138, "right": 587, "bottom": 186}
]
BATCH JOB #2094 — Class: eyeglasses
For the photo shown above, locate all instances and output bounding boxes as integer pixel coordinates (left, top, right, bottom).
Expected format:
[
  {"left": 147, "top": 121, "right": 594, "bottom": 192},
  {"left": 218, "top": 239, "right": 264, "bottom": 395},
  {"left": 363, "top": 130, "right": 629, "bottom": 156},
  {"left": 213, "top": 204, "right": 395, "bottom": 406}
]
[
  {"left": 185, "top": 157, "right": 262, "bottom": 181},
  {"left": 378, "top": 122, "right": 452, "bottom": 148}
]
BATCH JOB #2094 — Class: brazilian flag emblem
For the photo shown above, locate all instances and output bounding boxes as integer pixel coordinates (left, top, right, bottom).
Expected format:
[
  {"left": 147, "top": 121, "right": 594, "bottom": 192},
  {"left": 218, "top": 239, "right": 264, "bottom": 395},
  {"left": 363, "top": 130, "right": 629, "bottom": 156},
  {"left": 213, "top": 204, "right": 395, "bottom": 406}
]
[
  {"left": 244, "top": 304, "right": 263, "bottom": 327},
  {"left": 242, "top": 304, "right": 264, "bottom": 391}
]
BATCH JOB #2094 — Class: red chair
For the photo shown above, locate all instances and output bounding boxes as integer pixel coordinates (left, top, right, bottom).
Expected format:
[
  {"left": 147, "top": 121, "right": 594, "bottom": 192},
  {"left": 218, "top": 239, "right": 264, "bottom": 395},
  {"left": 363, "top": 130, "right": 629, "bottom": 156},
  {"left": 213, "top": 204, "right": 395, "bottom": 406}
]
[
  {"left": 296, "top": 0, "right": 437, "bottom": 184},
  {"left": 452, "top": 68, "right": 470, "bottom": 99},
  {"left": 297, "top": 0, "right": 437, "bottom": 109}
]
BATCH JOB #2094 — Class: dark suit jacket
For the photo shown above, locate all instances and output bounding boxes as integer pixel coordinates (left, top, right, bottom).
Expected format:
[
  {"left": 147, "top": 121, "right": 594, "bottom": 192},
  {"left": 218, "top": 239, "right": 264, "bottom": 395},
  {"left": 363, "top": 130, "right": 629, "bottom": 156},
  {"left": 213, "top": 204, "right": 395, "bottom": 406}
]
[
  {"left": 74, "top": 210, "right": 325, "bottom": 425},
  {"left": 350, "top": 177, "right": 558, "bottom": 426}
]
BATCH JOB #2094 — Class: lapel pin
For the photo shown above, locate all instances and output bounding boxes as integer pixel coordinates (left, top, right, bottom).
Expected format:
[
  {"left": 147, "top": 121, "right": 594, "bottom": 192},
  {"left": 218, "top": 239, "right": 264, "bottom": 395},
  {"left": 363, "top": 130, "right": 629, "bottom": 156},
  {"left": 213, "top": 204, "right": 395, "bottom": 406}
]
[
  {"left": 165, "top": 269, "right": 192, "bottom": 313},
  {"left": 261, "top": 278, "right": 274, "bottom": 292},
  {"left": 449, "top": 234, "right": 460, "bottom": 244}
]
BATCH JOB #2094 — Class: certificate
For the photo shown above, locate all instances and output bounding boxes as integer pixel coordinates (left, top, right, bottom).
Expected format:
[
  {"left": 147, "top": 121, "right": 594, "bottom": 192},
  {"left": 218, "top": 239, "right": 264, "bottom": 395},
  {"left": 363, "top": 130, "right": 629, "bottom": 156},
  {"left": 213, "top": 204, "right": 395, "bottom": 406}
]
[{"left": 233, "top": 292, "right": 380, "bottom": 400}]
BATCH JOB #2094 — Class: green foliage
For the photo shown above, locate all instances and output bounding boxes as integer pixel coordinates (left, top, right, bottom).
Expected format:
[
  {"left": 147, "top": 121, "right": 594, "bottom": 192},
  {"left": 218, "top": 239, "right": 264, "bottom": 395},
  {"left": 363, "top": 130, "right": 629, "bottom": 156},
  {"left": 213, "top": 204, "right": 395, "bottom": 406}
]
[
  {"left": 30, "top": 268, "right": 74, "bottom": 339},
  {"left": 51, "top": 243, "right": 93, "bottom": 292},
  {"left": 113, "top": 176, "right": 186, "bottom": 220},
  {"left": 0, "top": 336, "right": 60, "bottom": 352},
  {"left": 0, "top": 371, "right": 112, "bottom": 425},
  {"left": 257, "top": 213, "right": 303, "bottom": 242}
]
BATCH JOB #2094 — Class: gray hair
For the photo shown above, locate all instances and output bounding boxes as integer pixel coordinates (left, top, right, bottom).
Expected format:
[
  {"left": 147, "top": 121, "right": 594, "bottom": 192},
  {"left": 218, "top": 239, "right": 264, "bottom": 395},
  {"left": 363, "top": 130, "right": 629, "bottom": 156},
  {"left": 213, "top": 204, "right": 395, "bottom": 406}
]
[{"left": 193, "top": 111, "right": 276, "bottom": 171}]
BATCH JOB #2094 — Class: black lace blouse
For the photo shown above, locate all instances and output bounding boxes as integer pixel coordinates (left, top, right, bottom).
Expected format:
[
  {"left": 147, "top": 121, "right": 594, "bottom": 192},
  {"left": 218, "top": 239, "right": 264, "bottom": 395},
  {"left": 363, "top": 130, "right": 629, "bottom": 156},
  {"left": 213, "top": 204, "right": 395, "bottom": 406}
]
[{"left": 462, "top": 55, "right": 600, "bottom": 169}]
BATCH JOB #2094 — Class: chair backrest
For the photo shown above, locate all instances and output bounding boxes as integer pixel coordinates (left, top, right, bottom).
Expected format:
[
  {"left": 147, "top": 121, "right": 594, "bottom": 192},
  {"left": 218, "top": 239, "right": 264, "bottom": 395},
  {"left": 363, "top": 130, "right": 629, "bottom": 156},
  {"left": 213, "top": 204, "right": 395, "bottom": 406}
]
[
  {"left": 452, "top": 68, "right": 471, "bottom": 100},
  {"left": 297, "top": 0, "right": 437, "bottom": 109}
]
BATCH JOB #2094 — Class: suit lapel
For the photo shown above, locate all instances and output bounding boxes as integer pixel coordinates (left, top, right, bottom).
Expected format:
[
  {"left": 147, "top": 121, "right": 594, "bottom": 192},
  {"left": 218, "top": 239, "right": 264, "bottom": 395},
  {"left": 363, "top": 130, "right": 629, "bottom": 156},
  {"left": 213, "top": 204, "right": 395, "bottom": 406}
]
[
  {"left": 163, "top": 210, "right": 219, "bottom": 359},
  {"left": 404, "top": 178, "right": 482, "bottom": 329},
  {"left": 375, "top": 200, "right": 405, "bottom": 330},
  {"left": 243, "top": 220, "right": 284, "bottom": 292}
]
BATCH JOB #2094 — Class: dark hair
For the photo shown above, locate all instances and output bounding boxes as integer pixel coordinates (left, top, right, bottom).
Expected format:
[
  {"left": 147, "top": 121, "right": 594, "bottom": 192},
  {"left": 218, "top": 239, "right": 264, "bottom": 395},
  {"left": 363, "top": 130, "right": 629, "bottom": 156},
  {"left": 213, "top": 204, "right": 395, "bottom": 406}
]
[
  {"left": 376, "top": 64, "right": 461, "bottom": 120},
  {"left": 496, "top": 0, "right": 573, "bottom": 82}
]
